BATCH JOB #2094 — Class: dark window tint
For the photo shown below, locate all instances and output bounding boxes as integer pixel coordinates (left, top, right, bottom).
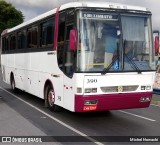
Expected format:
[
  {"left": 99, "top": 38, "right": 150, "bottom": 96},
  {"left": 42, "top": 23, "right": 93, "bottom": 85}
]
[
  {"left": 10, "top": 35, "right": 16, "bottom": 50},
  {"left": 57, "top": 13, "right": 65, "bottom": 71},
  {"left": 2, "top": 36, "right": 9, "bottom": 52},
  {"left": 27, "top": 27, "right": 38, "bottom": 48},
  {"left": 18, "top": 30, "right": 26, "bottom": 49},
  {"left": 41, "top": 19, "right": 54, "bottom": 47},
  {"left": 66, "top": 24, "right": 73, "bottom": 40}
]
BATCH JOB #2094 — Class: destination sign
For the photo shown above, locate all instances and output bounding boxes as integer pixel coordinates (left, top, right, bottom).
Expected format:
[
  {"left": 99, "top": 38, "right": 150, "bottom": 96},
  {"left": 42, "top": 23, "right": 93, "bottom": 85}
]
[{"left": 82, "top": 13, "right": 118, "bottom": 20}]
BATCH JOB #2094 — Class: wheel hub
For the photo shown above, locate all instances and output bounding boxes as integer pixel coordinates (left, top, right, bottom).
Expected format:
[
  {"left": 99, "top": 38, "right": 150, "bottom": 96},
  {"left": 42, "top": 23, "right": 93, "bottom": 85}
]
[{"left": 48, "top": 90, "right": 55, "bottom": 107}]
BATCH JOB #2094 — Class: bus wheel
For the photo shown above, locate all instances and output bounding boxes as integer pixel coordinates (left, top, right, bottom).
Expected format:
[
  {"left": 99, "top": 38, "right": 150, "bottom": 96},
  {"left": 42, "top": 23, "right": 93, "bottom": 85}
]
[
  {"left": 10, "top": 75, "right": 18, "bottom": 93},
  {"left": 46, "top": 85, "right": 61, "bottom": 112}
]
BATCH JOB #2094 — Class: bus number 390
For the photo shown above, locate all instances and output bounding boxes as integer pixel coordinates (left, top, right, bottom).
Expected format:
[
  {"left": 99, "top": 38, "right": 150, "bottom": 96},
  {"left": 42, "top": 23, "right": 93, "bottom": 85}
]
[{"left": 87, "top": 79, "right": 97, "bottom": 84}]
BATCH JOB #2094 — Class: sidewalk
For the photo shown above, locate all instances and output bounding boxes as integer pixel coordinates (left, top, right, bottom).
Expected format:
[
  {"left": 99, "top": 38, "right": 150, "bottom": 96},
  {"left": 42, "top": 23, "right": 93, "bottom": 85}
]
[{"left": 0, "top": 96, "right": 55, "bottom": 145}]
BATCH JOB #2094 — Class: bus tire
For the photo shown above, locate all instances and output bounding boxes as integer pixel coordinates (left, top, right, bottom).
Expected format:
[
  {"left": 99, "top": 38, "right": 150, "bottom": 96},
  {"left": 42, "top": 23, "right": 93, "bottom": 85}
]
[
  {"left": 10, "top": 74, "right": 18, "bottom": 93},
  {"left": 46, "top": 85, "right": 62, "bottom": 112}
]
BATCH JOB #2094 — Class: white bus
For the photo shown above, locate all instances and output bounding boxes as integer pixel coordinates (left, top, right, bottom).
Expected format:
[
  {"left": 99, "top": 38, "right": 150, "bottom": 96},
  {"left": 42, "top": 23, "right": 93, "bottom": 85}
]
[{"left": 1, "top": 1, "right": 156, "bottom": 112}]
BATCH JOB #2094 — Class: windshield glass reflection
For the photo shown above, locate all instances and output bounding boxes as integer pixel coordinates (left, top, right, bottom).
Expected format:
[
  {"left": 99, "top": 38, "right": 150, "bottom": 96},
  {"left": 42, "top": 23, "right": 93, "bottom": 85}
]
[{"left": 77, "top": 11, "right": 154, "bottom": 72}]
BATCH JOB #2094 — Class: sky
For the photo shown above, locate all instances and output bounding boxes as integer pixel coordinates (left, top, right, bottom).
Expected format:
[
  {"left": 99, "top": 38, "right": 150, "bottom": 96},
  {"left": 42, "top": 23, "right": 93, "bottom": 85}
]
[{"left": 5, "top": 0, "right": 160, "bottom": 31}]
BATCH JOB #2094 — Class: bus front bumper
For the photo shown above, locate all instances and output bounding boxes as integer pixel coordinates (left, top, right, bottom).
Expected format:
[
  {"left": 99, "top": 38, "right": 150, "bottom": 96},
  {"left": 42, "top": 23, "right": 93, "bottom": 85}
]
[{"left": 75, "top": 92, "right": 152, "bottom": 112}]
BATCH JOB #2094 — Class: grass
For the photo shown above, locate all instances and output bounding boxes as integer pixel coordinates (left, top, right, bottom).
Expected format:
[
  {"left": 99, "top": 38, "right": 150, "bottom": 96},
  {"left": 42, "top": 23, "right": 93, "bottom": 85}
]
[{"left": 151, "top": 98, "right": 160, "bottom": 106}]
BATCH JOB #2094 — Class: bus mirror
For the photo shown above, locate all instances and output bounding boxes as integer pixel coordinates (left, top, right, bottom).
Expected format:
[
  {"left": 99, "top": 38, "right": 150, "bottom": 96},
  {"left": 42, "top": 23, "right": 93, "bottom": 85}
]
[
  {"left": 155, "top": 36, "right": 159, "bottom": 55},
  {"left": 70, "top": 29, "right": 78, "bottom": 51}
]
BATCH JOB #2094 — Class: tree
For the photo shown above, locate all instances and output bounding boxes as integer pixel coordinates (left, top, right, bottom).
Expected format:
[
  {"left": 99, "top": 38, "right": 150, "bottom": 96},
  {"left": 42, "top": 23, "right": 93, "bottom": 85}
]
[{"left": 0, "top": 0, "right": 24, "bottom": 34}]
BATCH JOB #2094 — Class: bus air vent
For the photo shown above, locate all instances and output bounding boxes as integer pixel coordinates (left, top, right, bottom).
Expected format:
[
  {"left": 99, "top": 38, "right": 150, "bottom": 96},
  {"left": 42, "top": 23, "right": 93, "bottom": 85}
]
[{"left": 101, "top": 85, "right": 139, "bottom": 93}]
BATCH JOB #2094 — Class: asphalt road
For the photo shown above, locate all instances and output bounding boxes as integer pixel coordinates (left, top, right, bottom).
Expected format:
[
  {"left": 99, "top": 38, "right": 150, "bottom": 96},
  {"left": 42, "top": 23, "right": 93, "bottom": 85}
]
[{"left": 0, "top": 72, "right": 160, "bottom": 145}]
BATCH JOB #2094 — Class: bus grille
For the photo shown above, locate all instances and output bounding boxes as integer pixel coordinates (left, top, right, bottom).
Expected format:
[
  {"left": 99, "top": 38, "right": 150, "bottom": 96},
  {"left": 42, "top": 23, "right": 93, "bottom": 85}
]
[{"left": 100, "top": 85, "right": 139, "bottom": 93}]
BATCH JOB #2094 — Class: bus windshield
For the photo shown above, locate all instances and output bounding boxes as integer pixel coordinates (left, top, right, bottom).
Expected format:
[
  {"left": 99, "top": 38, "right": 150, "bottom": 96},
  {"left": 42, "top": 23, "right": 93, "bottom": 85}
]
[{"left": 77, "top": 10, "right": 155, "bottom": 73}]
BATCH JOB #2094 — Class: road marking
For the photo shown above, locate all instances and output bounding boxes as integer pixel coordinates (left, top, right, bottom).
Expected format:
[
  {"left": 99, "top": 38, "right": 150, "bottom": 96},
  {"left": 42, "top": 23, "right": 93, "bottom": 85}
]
[
  {"left": 119, "top": 110, "right": 156, "bottom": 122},
  {"left": 0, "top": 87, "right": 104, "bottom": 145},
  {"left": 151, "top": 104, "right": 160, "bottom": 107}
]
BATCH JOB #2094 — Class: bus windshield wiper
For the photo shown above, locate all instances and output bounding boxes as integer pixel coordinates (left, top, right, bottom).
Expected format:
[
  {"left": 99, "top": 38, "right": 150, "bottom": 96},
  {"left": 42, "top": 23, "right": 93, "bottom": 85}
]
[
  {"left": 101, "top": 53, "right": 142, "bottom": 74},
  {"left": 124, "top": 53, "right": 142, "bottom": 74},
  {"left": 101, "top": 55, "right": 119, "bottom": 75}
]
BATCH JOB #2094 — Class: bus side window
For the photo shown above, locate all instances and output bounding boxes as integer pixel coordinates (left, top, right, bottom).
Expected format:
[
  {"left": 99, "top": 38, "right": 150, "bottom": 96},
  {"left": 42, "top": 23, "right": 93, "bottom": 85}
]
[
  {"left": 2, "top": 36, "right": 9, "bottom": 52},
  {"left": 27, "top": 26, "right": 38, "bottom": 48},
  {"left": 57, "top": 13, "right": 65, "bottom": 70},
  {"left": 18, "top": 30, "right": 26, "bottom": 49},
  {"left": 63, "top": 9, "right": 76, "bottom": 77},
  {"left": 64, "top": 24, "right": 74, "bottom": 76},
  {"left": 2, "top": 37, "right": 5, "bottom": 52},
  {"left": 57, "top": 10, "right": 76, "bottom": 77},
  {"left": 10, "top": 34, "right": 16, "bottom": 50},
  {"left": 40, "top": 18, "right": 54, "bottom": 47}
]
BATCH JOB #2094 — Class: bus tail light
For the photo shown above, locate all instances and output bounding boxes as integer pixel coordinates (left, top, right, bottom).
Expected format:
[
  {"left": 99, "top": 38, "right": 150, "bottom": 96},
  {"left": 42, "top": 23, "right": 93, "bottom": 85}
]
[{"left": 83, "top": 100, "right": 98, "bottom": 111}]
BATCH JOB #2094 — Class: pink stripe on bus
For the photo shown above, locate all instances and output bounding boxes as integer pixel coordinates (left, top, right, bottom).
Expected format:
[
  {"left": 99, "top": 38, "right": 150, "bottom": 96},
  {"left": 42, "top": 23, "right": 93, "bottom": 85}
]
[{"left": 75, "top": 92, "right": 152, "bottom": 112}]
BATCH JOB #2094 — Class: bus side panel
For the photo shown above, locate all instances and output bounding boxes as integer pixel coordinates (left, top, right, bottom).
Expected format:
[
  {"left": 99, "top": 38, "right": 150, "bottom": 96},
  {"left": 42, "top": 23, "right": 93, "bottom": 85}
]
[
  {"left": 14, "top": 53, "right": 27, "bottom": 90},
  {"left": 29, "top": 52, "right": 64, "bottom": 108},
  {"left": 2, "top": 54, "right": 15, "bottom": 85},
  {"left": 24, "top": 70, "right": 39, "bottom": 96},
  {"left": 63, "top": 76, "right": 75, "bottom": 112},
  {"left": 1, "top": 51, "right": 64, "bottom": 108},
  {"left": 29, "top": 52, "right": 51, "bottom": 99},
  {"left": 8, "top": 54, "right": 15, "bottom": 70},
  {"left": 26, "top": 53, "right": 40, "bottom": 97}
]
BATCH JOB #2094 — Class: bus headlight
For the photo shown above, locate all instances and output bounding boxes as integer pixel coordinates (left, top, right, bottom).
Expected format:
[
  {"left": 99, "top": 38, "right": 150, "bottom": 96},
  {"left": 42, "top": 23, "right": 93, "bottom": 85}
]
[
  {"left": 140, "top": 97, "right": 151, "bottom": 102},
  {"left": 146, "top": 86, "right": 151, "bottom": 90},
  {"left": 141, "top": 86, "right": 151, "bottom": 90},
  {"left": 85, "top": 88, "right": 97, "bottom": 93}
]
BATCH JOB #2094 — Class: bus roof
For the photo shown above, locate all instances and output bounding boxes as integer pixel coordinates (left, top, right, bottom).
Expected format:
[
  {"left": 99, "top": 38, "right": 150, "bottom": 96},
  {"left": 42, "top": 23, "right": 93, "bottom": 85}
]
[{"left": 2, "top": 1, "right": 149, "bottom": 35}]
